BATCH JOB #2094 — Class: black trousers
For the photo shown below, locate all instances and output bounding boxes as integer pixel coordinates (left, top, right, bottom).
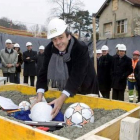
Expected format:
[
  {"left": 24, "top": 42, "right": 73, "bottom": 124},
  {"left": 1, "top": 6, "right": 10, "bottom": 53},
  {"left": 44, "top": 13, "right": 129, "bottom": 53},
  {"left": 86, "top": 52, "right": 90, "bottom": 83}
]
[
  {"left": 100, "top": 90, "right": 110, "bottom": 99},
  {"left": 137, "top": 87, "right": 140, "bottom": 102},
  {"left": 3, "top": 73, "right": 15, "bottom": 83},
  {"left": 112, "top": 88, "right": 125, "bottom": 101},
  {"left": 24, "top": 76, "right": 35, "bottom": 87}
]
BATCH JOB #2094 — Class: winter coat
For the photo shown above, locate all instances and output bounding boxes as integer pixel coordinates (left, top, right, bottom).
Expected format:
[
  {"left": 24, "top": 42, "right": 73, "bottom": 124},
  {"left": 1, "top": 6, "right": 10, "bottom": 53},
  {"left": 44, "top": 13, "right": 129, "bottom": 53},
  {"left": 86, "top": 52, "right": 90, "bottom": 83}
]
[
  {"left": 0, "top": 49, "right": 18, "bottom": 73},
  {"left": 134, "top": 61, "right": 140, "bottom": 87},
  {"left": 37, "top": 52, "right": 44, "bottom": 75},
  {"left": 98, "top": 54, "right": 113, "bottom": 91},
  {"left": 111, "top": 55, "right": 133, "bottom": 90},
  {"left": 23, "top": 50, "right": 37, "bottom": 76},
  {"left": 16, "top": 51, "right": 23, "bottom": 73},
  {"left": 36, "top": 36, "right": 99, "bottom": 96}
]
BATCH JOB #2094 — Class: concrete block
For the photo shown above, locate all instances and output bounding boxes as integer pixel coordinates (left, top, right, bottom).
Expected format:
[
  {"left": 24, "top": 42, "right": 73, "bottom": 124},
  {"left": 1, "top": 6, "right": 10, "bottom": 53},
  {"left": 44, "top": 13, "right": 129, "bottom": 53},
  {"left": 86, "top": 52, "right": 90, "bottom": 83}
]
[{"left": 120, "top": 117, "right": 140, "bottom": 140}]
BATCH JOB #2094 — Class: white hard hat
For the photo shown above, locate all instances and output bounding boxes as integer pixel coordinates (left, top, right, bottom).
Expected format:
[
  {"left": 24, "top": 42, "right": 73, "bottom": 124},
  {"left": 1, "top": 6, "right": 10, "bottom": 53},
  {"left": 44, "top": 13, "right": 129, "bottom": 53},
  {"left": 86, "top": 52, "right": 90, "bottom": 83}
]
[
  {"left": 96, "top": 49, "right": 102, "bottom": 53},
  {"left": 26, "top": 42, "right": 32, "bottom": 47},
  {"left": 115, "top": 44, "right": 121, "bottom": 49},
  {"left": 39, "top": 45, "right": 45, "bottom": 50},
  {"left": 101, "top": 45, "right": 109, "bottom": 51},
  {"left": 47, "top": 18, "right": 68, "bottom": 39},
  {"left": 29, "top": 102, "right": 52, "bottom": 122},
  {"left": 118, "top": 44, "right": 126, "bottom": 51},
  {"left": 14, "top": 43, "right": 20, "bottom": 48},
  {"left": 5, "top": 39, "right": 12, "bottom": 44}
]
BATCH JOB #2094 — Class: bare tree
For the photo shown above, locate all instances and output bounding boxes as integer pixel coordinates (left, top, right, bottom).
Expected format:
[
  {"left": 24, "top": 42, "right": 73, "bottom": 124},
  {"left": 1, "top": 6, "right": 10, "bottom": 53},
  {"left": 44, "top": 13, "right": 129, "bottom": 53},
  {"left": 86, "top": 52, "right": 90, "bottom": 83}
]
[
  {"left": 30, "top": 24, "right": 39, "bottom": 36},
  {"left": 46, "top": 0, "right": 84, "bottom": 21}
]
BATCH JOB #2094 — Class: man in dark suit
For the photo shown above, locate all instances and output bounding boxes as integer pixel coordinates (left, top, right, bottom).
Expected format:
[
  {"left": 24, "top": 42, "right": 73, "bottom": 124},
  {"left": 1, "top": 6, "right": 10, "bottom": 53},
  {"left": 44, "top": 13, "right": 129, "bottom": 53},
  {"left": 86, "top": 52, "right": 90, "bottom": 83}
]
[
  {"left": 98, "top": 45, "right": 113, "bottom": 99},
  {"left": 23, "top": 42, "right": 37, "bottom": 86},
  {"left": 36, "top": 18, "right": 99, "bottom": 118},
  {"left": 111, "top": 44, "right": 133, "bottom": 101}
]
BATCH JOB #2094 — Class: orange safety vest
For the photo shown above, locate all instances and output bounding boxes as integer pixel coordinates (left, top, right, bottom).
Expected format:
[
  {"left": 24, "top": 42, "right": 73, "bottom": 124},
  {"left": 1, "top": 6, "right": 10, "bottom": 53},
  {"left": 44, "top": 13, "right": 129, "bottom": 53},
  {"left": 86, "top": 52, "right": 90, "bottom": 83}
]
[{"left": 128, "top": 59, "right": 139, "bottom": 81}]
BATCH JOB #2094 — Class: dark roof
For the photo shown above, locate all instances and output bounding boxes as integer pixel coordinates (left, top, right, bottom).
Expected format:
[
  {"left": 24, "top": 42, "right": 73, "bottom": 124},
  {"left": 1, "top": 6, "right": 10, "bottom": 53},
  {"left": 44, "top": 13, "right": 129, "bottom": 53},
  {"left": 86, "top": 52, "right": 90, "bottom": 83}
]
[{"left": 96, "top": 0, "right": 140, "bottom": 18}]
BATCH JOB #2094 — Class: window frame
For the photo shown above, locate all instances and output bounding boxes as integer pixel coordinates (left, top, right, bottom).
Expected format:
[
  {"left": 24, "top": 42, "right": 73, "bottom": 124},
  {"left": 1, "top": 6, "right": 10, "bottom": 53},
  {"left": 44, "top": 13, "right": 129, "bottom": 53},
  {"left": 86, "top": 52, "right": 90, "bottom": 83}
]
[{"left": 116, "top": 19, "right": 127, "bottom": 34}]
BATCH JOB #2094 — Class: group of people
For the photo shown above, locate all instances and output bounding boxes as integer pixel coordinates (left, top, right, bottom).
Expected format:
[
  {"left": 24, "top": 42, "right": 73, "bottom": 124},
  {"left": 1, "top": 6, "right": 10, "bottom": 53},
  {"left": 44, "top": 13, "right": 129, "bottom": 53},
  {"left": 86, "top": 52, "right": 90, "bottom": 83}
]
[
  {"left": 96, "top": 44, "right": 140, "bottom": 102},
  {"left": 0, "top": 39, "right": 45, "bottom": 86}
]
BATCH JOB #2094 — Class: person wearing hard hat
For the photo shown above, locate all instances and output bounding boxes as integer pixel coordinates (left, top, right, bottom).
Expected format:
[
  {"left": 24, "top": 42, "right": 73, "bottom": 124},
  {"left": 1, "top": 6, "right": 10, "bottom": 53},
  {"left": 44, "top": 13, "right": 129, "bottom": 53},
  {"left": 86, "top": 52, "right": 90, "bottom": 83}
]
[
  {"left": 113, "top": 44, "right": 120, "bottom": 58},
  {"left": 134, "top": 54, "right": 140, "bottom": 102},
  {"left": 36, "top": 45, "right": 45, "bottom": 76},
  {"left": 96, "top": 49, "right": 102, "bottom": 59},
  {"left": 98, "top": 45, "right": 113, "bottom": 98},
  {"left": 23, "top": 42, "right": 37, "bottom": 86},
  {"left": 0, "top": 39, "right": 18, "bottom": 83},
  {"left": 13, "top": 43, "right": 23, "bottom": 84},
  {"left": 111, "top": 44, "right": 133, "bottom": 101},
  {"left": 36, "top": 18, "right": 99, "bottom": 118},
  {"left": 128, "top": 50, "right": 140, "bottom": 101}
]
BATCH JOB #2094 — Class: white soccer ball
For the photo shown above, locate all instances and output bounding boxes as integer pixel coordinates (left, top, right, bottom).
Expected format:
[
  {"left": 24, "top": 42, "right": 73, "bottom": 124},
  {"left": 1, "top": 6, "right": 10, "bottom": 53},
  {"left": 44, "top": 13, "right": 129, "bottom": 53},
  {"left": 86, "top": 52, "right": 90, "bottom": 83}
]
[
  {"left": 30, "top": 102, "right": 53, "bottom": 122},
  {"left": 64, "top": 102, "right": 94, "bottom": 127},
  {"left": 19, "top": 101, "right": 31, "bottom": 111}
]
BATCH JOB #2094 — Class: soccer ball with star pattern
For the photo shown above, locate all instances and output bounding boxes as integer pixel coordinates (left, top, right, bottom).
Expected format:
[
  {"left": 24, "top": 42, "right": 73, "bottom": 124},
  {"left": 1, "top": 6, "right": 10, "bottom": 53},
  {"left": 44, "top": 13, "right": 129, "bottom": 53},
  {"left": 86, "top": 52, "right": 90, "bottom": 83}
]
[{"left": 64, "top": 102, "right": 94, "bottom": 127}]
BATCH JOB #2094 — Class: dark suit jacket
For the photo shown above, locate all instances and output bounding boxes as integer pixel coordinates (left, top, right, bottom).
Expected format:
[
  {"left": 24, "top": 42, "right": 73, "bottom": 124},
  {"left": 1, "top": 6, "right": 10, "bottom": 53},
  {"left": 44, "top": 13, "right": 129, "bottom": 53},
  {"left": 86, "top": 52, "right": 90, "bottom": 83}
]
[{"left": 23, "top": 50, "right": 37, "bottom": 76}]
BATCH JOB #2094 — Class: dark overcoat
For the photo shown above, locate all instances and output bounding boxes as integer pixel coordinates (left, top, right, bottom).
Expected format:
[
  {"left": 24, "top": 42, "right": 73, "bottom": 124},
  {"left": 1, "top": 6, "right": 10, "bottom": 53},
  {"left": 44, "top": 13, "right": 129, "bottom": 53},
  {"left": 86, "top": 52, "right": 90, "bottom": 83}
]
[
  {"left": 23, "top": 50, "right": 37, "bottom": 76},
  {"left": 37, "top": 52, "right": 44, "bottom": 75},
  {"left": 98, "top": 54, "right": 113, "bottom": 91},
  {"left": 111, "top": 55, "right": 133, "bottom": 90}
]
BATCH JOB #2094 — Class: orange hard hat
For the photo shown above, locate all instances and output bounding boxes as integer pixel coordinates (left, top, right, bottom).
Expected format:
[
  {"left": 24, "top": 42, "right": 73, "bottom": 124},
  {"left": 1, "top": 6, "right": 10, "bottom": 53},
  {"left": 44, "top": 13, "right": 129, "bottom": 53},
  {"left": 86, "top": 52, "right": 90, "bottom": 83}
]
[{"left": 133, "top": 50, "right": 140, "bottom": 55}]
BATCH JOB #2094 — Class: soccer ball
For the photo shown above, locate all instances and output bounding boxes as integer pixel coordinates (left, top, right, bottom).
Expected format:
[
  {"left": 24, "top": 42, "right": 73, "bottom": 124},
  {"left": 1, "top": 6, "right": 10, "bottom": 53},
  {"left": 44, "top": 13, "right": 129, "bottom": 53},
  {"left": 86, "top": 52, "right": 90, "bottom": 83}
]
[
  {"left": 19, "top": 101, "right": 31, "bottom": 111},
  {"left": 64, "top": 103, "right": 94, "bottom": 127}
]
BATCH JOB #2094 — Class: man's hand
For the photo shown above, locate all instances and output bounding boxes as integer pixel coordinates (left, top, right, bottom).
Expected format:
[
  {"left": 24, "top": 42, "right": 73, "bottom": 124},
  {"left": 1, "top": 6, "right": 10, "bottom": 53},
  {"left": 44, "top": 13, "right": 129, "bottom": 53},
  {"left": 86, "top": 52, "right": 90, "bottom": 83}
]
[
  {"left": 26, "top": 57, "right": 30, "bottom": 59},
  {"left": 48, "top": 94, "right": 68, "bottom": 119},
  {"left": 6, "top": 64, "right": 13, "bottom": 68},
  {"left": 31, "top": 93, "right": 43, "bottom": 108},
  {"left": 36, "top": 92, "right": 43, "bottom": 103}
]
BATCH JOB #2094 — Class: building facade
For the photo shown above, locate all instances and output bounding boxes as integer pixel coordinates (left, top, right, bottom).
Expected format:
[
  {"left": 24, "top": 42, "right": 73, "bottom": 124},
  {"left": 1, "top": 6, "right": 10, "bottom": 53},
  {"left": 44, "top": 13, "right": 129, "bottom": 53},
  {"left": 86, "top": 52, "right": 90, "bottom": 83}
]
[{"left": 96, "top": 0, "right": 140, "bottom": 40}]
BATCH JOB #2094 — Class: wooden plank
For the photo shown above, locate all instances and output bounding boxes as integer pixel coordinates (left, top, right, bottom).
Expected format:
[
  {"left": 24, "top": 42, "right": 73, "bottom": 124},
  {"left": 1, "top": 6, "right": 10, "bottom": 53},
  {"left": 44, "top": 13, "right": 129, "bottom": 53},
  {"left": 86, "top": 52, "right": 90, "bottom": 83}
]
[
  {"left": 0, "top": 116, "right": 68, "bottom": 140},
  {"left": 79, "top": 135, "right": 111, "bottom": 140},
  {"left": 120, "top": 117, "right": 140, "bottom": 140},
  {"left": 77, "top": 106, "right": 140, "bottom": 140}
]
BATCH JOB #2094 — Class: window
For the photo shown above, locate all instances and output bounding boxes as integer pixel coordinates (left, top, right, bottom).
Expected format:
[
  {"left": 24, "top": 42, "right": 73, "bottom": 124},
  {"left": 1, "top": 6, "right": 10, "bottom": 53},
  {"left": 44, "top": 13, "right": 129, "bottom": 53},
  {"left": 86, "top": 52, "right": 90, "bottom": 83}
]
[
  {"left": 117, "top": 20, "right": 127, "bottom": 34},
  {"left": 104, "top": 23, "right": 112, "bottom": 37}
]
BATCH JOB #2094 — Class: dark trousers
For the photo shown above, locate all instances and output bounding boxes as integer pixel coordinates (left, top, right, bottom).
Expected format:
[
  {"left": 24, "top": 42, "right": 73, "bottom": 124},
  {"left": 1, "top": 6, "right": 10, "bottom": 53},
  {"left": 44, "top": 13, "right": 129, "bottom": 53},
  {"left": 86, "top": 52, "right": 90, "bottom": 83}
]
[
  {"left": 112, "top": 88, "right": 125, "bottom": 101},
  {"left": 100, "top": 90, "right": 110, "bottom": 99},
  {"left": 138, "top": 87, "right": 140, "bottom": 102},
  {"left": 24, "top": 76, "right": 35, "bottom": 86},
  {"left": 15, "top": 72, "right": 20, "bottom": 84},
  {"left": 3, "top": 73, "right": 15, "bottom": 83}
]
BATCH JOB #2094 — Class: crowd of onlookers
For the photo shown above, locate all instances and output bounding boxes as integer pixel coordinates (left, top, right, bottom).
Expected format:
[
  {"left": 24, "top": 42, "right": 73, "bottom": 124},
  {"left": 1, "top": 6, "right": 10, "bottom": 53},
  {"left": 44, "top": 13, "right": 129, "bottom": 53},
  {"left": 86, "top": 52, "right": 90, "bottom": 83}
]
[
  {"left": 0, "top": 39, "right": 45, "bottom": 86},
  {"left": 0, "top": 39, "right": 140, "bottom": 102},
  {"left": 95, "top": 44, "right": 140, "bottom": 102}
]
